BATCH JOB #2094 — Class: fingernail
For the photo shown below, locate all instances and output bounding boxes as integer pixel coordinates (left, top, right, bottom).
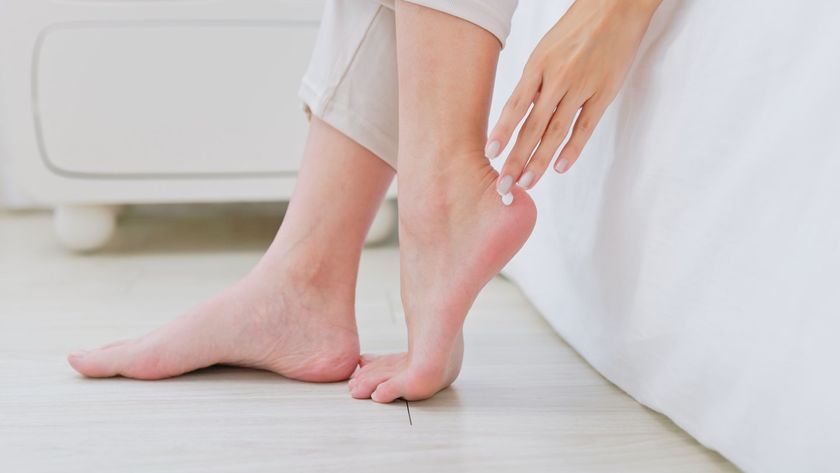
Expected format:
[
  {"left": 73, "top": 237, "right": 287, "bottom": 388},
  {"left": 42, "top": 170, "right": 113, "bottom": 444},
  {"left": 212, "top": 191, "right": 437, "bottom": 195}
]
[
  {"left": 501, "top": 192, "right": 514, "bottom": 206},
  {"left": 69, "top": 350, "right": 88, "bottom": 359},
  {"left": 517, "top": 170, "right": 534, "bottom": 189},
  {"left": 555, "top": 158, "right": 569, "bottom": 173},
  {"left": 484, "top": 140, "right": 501, "bottom": 159},
  {"left": 497, "top": 175, "right": 513, "bottom": 195}
]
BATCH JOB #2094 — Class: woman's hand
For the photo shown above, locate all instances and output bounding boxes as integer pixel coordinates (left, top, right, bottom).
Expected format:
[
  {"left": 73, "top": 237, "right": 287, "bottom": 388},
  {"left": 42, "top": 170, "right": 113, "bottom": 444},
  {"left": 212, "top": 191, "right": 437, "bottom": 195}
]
[{"left": 488, "top": 0, "right": 661, "bottom": 192}]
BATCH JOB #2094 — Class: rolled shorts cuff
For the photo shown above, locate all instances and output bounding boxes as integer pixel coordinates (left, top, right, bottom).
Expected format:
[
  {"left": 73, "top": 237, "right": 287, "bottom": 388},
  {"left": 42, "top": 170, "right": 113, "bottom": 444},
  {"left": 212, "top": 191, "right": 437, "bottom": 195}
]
[
  {"left": 299, "top": 79, "right": 399, "bottom": 170},
  {"left": 401, "top": 0, "right": 518, "bottom": 47}
]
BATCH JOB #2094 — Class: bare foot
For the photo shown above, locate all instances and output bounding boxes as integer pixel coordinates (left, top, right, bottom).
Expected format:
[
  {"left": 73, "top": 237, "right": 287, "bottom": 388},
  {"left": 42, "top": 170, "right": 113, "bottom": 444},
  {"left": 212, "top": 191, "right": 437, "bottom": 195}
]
[
  {"left": 68, "top": 265, "right": 360, "bottom": 382},
  {"left": 349, "top": 334, "right": 464, "bottom": 400},
  {"left": 350, "top": 156, "right": 536, "bottom": 402}
]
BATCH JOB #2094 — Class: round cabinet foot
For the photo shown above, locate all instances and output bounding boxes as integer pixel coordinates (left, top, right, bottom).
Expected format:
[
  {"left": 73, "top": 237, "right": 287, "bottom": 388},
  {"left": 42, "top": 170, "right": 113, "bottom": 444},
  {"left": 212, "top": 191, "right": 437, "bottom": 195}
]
[
  {"left": 365, "top": 199, "right": 397, "bottom": 246},
  {"left": 53, "top": 205, "right": 119, "bottom": 252}
]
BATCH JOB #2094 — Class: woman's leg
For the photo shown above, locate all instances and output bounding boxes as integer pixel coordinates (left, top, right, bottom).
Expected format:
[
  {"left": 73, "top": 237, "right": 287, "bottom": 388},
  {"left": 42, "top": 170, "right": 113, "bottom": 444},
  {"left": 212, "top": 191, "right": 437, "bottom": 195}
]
[
  {"left": 68, "top": 118, "right": 394, "bottom": 382},
  {"left": 349, "top": 2, "right": 537, "bottom": 402}
]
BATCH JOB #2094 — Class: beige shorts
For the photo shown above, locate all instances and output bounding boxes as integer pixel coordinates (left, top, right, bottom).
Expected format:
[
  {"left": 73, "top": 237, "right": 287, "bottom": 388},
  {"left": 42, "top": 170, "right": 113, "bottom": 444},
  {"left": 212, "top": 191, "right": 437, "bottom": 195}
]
[{"left": 298, "top": 0, "right": 518, "bottom": 169}]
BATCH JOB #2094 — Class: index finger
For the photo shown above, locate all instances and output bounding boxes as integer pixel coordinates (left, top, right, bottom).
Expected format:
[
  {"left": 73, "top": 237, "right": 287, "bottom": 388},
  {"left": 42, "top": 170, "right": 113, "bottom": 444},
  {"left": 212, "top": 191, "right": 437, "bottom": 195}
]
[{"left": 485, "top": 72, "right": 542, "bottom": 159}]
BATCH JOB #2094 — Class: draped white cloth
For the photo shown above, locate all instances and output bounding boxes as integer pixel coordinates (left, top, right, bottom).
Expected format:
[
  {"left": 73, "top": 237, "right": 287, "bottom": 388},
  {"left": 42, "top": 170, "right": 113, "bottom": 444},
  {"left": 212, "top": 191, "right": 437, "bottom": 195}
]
[{"left": 494, "top": 2, "right": 840, "bottom": 472}]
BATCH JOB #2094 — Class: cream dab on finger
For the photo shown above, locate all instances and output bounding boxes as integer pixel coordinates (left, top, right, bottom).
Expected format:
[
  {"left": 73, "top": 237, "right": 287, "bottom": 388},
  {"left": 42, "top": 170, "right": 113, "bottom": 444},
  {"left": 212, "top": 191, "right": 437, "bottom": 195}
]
[{"left": 501, "top": 192, "right": 514, "bottom": 206}]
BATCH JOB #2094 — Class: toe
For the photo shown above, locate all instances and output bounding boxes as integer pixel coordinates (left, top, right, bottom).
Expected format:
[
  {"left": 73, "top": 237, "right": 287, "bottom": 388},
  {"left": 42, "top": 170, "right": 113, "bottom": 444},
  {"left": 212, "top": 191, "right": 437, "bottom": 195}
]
[
  {"left": 350, "top": 375, "right": 389, "bottom": 399},
  {"left": 371, "top": 367, "right": 456, "bottom": 403},
  {"left": 350, "top": 367, "right": 396, "bottom": 400},
  {"left": 370, "top": 378, "right": 402, "bottom": 403},
  {"left": 359, "top": 354, "right": 380, "bottom": 367},
  {"left": 68, "top": 343, "right": 132, "bottom": 378},
  {"left": 98, "top": 339, "right": 131, "bottom": 350}
]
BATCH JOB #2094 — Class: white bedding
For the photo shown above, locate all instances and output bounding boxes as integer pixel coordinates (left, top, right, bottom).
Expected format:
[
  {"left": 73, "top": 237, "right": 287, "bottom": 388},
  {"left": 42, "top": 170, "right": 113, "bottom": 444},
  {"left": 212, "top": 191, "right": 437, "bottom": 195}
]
[{"left": 494, "top": 2, "right": 840, "bottom": 472}]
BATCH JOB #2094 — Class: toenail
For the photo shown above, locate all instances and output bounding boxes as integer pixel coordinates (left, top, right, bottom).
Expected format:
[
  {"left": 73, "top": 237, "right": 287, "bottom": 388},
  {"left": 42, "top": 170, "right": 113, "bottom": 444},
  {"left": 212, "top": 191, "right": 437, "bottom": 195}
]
[
  {"left": 517, "top": 171, "right": 534, "bottom": 189},
  {"left": 69, "top": 350, "right": 88, "bottom": 359},
  {"left": 497, "top": 175, "right": 513, "bottom": 195}
]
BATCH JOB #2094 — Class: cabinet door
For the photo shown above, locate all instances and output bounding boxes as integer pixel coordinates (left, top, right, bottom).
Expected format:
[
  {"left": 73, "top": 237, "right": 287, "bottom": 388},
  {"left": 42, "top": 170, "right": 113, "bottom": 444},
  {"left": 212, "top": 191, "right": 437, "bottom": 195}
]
[{"left": 35, "top": 22, "right": 316, "bottom": 177}]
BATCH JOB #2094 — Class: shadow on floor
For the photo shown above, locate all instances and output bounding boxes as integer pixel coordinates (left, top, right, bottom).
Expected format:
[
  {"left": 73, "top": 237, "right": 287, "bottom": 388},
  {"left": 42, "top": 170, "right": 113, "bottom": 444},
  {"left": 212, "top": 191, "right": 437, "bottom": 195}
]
[{"left": 101, "top": 203, "right": 286, "bottom": 255}]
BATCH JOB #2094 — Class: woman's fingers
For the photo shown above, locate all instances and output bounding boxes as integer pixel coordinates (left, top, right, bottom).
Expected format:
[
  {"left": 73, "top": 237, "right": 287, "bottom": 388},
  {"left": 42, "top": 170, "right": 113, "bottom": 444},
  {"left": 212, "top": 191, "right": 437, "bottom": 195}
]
[
  {"left": 496, "top": 89, "right": 563, "bottom": 194},
  {"left": 485, "top": 72, "right": 542, "bottom": 160},
  {"left": 518, "top": 97, "right": 580, "bottom": 189},
  {"left": 555, "top": 96, "right": 609, "bottom": 173}
]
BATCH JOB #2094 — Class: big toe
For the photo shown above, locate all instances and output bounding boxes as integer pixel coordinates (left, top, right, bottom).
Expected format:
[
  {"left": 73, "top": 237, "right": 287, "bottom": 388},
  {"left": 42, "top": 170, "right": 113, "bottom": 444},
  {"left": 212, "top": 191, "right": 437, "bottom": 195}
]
[
  {"left": 68, "top": 344, "right": 128, "bottom": 378},
  {"left": 350, "top": 367, "right": 394, "bottom": 399},
  {"left": 370, "top": 377, "right": 403, "bottom": 403}
]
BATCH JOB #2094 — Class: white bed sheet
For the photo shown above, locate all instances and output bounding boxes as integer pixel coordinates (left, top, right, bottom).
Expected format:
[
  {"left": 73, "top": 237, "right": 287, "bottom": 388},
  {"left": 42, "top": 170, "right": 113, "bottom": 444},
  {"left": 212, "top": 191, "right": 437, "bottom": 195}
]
[{"left": 494, "top": 2, "right": 840, "bottom": 472}]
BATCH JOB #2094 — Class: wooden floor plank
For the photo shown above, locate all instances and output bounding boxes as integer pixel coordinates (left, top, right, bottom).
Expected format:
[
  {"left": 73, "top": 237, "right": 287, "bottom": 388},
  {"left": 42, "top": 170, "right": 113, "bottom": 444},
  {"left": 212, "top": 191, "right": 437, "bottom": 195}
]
[{"left": 0, "top": 207, "right": 736, "bottom": 472}]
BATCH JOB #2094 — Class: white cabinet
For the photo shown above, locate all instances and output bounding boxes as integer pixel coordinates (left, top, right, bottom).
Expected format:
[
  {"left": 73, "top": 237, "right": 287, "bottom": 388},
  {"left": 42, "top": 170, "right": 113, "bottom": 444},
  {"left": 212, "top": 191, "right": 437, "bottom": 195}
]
[
  {"left": 0, "top": 0, "right": 395, "bottom": 250},
  {"left": 36, "top": 23, "right": 315, "bottom": 176}
]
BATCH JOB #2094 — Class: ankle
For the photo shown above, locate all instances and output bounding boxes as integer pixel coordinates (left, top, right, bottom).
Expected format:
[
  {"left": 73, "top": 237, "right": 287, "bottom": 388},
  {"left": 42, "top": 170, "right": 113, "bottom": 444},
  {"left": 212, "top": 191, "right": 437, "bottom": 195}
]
[
  {"left": 398, "top": 153, "right": 498, "bottom": 215},
  {"left": 250, "top": 252, "right": 357, "bottom": 304},
  {"left": 398, "top": 142, "right": 493, "bottom": 183}
]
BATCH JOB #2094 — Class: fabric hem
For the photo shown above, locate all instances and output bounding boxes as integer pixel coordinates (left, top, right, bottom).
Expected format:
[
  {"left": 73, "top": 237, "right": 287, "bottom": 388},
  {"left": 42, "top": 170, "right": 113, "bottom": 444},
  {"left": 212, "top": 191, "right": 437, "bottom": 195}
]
[
  {"left": 298, "top": 80, "right": 398, "bottom": 169},
  {"left": 403, "top": 0, "right": 514, "bottom": 47}
]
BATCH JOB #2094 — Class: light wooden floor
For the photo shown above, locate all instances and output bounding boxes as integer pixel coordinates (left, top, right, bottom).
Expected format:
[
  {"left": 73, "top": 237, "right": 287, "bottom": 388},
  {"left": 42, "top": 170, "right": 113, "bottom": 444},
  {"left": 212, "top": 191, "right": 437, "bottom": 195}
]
[{"left": 0, "top": 206, "right": 737, "bottom": 472}]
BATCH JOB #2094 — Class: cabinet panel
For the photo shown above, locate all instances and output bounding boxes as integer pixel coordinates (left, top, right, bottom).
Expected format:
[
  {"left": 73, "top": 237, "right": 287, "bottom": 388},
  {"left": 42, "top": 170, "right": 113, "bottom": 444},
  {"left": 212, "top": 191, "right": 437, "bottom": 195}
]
[{"left": 36, "top": 22, "right": 316, "bottom": 176}]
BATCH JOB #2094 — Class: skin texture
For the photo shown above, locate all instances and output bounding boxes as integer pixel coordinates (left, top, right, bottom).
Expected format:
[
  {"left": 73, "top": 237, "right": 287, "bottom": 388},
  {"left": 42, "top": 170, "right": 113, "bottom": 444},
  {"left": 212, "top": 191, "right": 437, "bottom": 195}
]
[
  {"left": 487, "top": 0, "right": 662, "bottom": 190},
  {"left": 348, "top": 1, "right": 536, "bottom": 403},
  {"left": 68, "top": 0, "right": 658, "bottom": 404},
  {"left": 68, "top": 118, "right": 393, "bottom": 382},
  {"left": 67, "top": 6, "right": 537, "bottom": 402}
]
